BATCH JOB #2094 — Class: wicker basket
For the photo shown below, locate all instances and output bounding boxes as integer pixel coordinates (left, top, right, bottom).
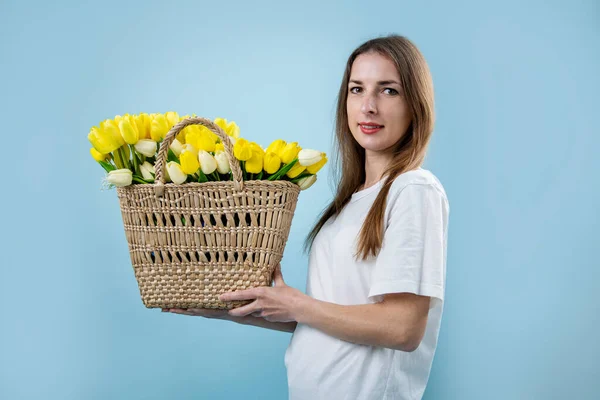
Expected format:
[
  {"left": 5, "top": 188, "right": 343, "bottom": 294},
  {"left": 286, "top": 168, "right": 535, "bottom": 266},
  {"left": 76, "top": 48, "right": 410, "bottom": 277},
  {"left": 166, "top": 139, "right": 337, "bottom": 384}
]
[{"left": 116, "top": 117, "right": 301, "bottom": 309}]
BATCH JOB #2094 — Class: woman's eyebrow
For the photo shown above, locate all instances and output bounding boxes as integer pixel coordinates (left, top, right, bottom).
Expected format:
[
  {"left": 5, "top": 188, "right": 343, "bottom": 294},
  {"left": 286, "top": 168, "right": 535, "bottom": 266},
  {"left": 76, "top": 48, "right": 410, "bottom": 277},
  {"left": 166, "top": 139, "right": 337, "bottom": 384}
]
[{"left": 349, "top": 79, "right": 401, "bottom": 86}]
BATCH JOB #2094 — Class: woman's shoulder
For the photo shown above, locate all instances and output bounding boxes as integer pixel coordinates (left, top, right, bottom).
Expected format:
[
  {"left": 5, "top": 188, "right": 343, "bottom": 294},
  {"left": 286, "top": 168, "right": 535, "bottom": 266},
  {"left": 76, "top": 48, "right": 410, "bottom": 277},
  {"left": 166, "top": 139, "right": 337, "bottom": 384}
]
[{"left": 388, "top": 167, "right": 448, "bottom": 203}]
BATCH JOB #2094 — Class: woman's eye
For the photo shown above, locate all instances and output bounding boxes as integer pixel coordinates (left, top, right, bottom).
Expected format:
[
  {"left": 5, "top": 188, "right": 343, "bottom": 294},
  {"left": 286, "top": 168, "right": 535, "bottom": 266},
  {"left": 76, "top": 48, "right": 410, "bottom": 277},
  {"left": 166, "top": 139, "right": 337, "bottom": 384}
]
[
  {"left": 349, "top": 87, "right": 361, "bottom": 94},
  {"left": 384, "top": 88, "right": 399, "bottom": 95}
]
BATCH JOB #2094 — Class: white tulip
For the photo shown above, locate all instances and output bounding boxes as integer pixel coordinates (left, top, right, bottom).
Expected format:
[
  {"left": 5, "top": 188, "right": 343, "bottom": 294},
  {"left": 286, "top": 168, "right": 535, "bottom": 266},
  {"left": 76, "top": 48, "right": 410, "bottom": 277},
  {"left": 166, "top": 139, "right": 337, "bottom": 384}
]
[
  {"left": 298, "top": 149, "right": 322, "bottom": 167},
  {"left": 166, "top": 161, "right": 187, "bottom": 184},
  {"left": 214, "top": 151, "right": 231, "bottom": 174},
  {"left": 296, "top": 174, "right": 317, "bottom": 190},
  {"left": 140, "top": 161, "right": 155, "bottom": 181},
  {"left": 106, "top": 169, "right": 133, "bottom": 187},
  {"left": 170, "top": 138, "right": 184, "bottom": 156},
  {"left": 134, "top": 139, "right": 158, "bottom": 157},
  {"left": 198, "top": 150, "right": 218, "bottom": 175}
]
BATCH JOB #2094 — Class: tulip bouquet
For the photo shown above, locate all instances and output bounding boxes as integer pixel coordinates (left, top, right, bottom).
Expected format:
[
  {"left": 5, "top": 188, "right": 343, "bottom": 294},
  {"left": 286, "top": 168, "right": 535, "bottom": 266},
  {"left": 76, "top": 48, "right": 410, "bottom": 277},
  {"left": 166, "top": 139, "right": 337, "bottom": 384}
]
[{"left": 89, "top": 112, "right": 327, "bottom": 191}]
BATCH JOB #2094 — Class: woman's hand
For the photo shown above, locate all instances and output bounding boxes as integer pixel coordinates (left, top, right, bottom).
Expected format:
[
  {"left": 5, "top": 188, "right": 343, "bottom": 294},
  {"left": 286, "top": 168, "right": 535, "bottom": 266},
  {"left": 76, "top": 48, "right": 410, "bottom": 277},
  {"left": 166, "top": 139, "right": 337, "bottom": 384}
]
[{"left": 219, "top": 263, "right": 311, "bottom": 323}]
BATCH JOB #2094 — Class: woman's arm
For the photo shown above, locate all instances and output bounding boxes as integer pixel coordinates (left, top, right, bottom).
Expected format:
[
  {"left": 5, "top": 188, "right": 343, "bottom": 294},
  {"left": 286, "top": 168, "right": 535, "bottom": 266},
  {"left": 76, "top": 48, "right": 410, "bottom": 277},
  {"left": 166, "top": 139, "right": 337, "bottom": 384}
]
[
  {"left": 298, "top": 293, "right": 430, "bottom": 352},
  {"left": 221, "top": 267, "right": 431, "bottom": 351},
  {"left": 164, "top": 308, "right": 297, "bottom": 333},
  {"left": 228, "top": 315, "right": 297, "bottom": 333}
]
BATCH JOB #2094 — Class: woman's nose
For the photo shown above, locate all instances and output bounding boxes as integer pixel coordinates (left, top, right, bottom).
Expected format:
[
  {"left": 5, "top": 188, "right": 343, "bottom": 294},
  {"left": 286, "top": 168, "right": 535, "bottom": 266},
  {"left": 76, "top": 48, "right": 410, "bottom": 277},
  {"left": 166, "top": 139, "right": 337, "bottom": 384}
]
[{"left": 361, "top": 95, "right": 377, "bottom": 114}]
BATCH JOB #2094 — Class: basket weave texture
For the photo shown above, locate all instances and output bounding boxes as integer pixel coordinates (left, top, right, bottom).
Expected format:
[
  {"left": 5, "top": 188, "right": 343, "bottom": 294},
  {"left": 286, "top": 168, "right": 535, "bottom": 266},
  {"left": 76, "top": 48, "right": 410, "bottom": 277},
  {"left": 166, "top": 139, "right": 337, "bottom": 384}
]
[{"left": 116, "top": 117, "right": 300, "bottom": 309}]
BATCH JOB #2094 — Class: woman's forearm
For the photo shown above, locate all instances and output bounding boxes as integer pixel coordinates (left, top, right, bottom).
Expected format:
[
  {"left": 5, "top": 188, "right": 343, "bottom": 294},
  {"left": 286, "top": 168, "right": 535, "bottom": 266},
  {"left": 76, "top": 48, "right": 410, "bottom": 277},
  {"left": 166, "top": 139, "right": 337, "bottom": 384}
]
[
  {"left": 224, "top": 315, "right": 297, "bottom": 333},
  {"left": 296, "top": 298, "right": 404, "bottom": 350}
]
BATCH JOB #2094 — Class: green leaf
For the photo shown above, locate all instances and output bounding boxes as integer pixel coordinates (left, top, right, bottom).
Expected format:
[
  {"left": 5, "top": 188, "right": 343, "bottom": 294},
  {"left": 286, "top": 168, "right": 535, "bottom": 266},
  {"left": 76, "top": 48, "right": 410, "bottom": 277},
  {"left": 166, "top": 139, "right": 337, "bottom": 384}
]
[
  {"left": 197, "top": 169, "right": 208, "bottom": 183},
  {"left": 291, "top": 171, "right": 312, "bottom": 182},
  {"left": 99, "top": 160, "right": 116, "bottom": 173},
  {"left": 241, "top": 160, "right": 247, "bottom": 180},
  {"left": 132, "top": 175, "right": 153, "bottom": 184},
  {"left": 130, "top": 144, "right": 140, "bottom": 176},
  {"left": 291, "top": 173, "right": 314, "bottom": 184},
  {"left": 268, "top": 158, "right": 298, "bottom": 181},
  {"left": 167, "top": 148, "right": 180, "bottom": 164},
  {"left": 256, "top": 170, "right": 263, "bottom": 180}
]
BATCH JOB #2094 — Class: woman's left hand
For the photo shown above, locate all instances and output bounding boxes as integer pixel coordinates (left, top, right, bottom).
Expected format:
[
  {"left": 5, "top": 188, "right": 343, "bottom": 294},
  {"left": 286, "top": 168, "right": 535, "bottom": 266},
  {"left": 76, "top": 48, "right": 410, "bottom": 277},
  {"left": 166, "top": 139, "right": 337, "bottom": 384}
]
[{"left": 219, "top": 263, "right": 310, "bottom": 323}]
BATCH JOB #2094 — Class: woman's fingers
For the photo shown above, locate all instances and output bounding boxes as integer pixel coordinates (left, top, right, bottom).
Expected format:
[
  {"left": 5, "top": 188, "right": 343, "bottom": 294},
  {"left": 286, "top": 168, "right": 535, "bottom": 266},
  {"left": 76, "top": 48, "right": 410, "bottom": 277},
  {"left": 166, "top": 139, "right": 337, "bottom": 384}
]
[{"left": 228, "top": 302, "right": 261, "bottom": 317}]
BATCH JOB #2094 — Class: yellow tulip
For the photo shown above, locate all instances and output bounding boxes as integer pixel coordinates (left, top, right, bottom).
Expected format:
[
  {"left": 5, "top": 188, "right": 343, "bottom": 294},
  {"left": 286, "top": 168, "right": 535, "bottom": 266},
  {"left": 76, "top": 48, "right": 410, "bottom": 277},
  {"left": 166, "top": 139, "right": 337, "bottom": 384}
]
[
  {"left": 181, "top": 143, "right": 198, "bottom": 158},
  {"left": 245, "top": 146, "right": 264, "bottom": 174},
  {"left": 214, "top": 117, "right": 240, "bottom": 139},
  {"left": 180, "top": 150, "right": 200, "bottom": 174},
  {"left": 90, "top": 147, "right": 107, "bottom": 162},
  {"left": 165, "top": 111, "right": 180, "bottom": 128},
  {"left": 266, "top": 139, "right": 286, "bottom": 155},
  {"left": 180, "top": 125, "right": 199, "bottom": 144},
  {"left": 88, "top": 120, "right": 124, "bottom": 154},
  {"left": 198, "top": 125, "right": 219, "bottom": 145},
  {"left": 215, "top": 143, "right": 225, "bottom": 153},
  {"left": 176, "top": 115, "right": 191, "bottom": 142},
  {"left": 249, "top": 142, "right": 263, "bottom": 152},
  {"left": 279, "top": 142, "right": 301, "bottom": 164},
  {"left": 150, "top": 113, "right": 170, "bottom": 141},
  {"left": 286, "top": 162, "right": 306, "bottom": 178},
  {"left": 118, "top": 115, "right": 139, "bottom": 145},
  {"left": 233, "top": 138, "right": 253, "bottom": 161},
  {"left": 263, "top": 151, "right": 281, "bottom": 174},
  {"left": 307, "top": 153, "right": 327, "bottom": 174},
  {"left": 186, "top": 128, "right": 216, "bottom": 152},
  {"left": 134, "top": 113, "right": 152, "bottom": 139}
]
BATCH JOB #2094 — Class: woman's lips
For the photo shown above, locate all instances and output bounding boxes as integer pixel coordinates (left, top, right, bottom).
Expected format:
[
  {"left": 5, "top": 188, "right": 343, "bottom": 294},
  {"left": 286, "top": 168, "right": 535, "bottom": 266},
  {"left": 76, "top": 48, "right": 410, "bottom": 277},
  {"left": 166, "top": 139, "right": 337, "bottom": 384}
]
[{"left": 359, "top": 124, "right": 383, "bottom": 134}]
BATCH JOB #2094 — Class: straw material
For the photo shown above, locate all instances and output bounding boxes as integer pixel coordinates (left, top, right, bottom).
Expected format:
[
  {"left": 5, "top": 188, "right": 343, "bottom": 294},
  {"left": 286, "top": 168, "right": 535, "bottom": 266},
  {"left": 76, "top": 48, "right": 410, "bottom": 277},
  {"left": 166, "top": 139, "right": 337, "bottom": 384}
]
[{"left": 116, "top": 117, "right": 301, "bottom": 309}]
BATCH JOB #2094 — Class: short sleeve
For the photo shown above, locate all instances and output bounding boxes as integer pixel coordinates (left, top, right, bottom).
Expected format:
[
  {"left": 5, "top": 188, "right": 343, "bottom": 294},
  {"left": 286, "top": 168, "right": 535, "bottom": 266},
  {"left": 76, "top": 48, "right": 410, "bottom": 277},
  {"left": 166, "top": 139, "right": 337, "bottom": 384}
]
[{"left": 368, "top": 183, "right": 448, "bottom": 306}]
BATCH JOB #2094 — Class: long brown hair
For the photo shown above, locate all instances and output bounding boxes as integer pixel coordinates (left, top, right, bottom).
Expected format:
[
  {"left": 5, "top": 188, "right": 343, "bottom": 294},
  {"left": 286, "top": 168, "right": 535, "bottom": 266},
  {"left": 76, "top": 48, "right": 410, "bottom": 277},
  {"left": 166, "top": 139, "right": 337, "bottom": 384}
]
[{"left": 303, "top": 34, "right": 435, "bottom": 261}]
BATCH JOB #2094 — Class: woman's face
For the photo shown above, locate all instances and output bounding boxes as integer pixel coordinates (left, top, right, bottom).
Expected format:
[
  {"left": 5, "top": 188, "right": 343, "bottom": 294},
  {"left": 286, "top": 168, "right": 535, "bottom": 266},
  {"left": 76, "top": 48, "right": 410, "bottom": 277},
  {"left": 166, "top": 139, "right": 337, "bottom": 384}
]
[{"left": 346, "top": 51, "right": 411, "bottom": 155}]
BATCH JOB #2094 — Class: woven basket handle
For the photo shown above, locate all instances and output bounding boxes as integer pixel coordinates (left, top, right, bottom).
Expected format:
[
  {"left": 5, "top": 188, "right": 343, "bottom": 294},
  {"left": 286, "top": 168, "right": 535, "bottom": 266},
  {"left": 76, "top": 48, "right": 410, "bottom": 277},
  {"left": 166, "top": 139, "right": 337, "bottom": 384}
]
[{"left": 153, "top": 117, "right": 245, "bottom": 197}]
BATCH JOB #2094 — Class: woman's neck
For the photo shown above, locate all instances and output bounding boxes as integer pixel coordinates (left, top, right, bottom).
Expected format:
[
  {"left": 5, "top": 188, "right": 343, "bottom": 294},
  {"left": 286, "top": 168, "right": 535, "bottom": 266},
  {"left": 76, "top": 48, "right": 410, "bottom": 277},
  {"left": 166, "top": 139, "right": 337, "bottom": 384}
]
[{"left": 363, "top": 151, "right": 393, "bottom": 187}]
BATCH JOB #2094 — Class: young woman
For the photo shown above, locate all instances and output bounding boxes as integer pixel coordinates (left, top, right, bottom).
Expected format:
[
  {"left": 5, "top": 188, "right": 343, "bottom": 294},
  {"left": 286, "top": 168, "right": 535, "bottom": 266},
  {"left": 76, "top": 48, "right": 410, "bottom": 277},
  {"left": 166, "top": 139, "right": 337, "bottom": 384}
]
[{"left": 165, "top": 34, "right": 449, "bottom": 400}]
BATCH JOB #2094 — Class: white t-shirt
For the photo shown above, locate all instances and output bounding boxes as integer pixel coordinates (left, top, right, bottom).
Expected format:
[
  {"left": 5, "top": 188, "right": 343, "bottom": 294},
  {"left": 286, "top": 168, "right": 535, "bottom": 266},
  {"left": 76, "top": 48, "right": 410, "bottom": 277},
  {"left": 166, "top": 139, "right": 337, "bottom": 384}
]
[{"left": 284, "top": 167, "right": 450, "bottom": 400}]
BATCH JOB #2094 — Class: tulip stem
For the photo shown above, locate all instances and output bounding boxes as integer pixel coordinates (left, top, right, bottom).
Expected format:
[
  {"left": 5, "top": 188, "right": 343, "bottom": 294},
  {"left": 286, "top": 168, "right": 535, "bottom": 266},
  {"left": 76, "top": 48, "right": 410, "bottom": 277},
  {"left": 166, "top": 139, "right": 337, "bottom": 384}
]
[
  {"left": 241, "top": 161, "right": 247, "bottom": 180},
  {"left": 118, "top": 147, "right": 130, "bottom": 171},
  {"left": 113, "top": 149, "right": 124, "bottom": 169},
  {"left": 130, "top": 145, "right": 141, "bottom": 176}
]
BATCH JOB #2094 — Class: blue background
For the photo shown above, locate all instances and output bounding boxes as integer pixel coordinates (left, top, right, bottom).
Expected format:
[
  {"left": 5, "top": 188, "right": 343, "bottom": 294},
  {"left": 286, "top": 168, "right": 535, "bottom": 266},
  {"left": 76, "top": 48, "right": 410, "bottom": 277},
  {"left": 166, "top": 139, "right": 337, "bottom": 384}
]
[{"left": 1, "top": 0, "right": 598, "bottom": 399}]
